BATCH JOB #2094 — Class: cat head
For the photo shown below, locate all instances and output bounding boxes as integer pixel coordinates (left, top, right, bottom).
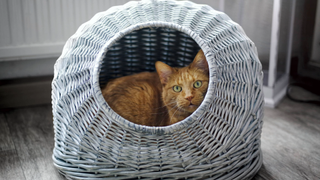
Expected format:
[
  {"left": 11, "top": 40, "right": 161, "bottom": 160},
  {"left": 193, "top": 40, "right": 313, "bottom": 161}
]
[{"left": 155, "top": 50, "right": 209, "bottom": 123}]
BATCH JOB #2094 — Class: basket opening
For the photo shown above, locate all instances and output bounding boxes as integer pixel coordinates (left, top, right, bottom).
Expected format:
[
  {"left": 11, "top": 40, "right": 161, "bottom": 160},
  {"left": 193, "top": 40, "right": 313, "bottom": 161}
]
[
  {"left": 99, "top": 27, "right": 208, "bottom": 127},
  {"left": 99, "top": 27, "right": 201, "bottom": 86}
]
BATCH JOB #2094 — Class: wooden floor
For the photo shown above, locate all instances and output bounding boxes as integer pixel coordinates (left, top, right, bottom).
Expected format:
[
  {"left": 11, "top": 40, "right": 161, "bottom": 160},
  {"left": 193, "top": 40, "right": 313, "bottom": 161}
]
[{"left": 1, "top": 95, "right": 319, "bottom": 179}]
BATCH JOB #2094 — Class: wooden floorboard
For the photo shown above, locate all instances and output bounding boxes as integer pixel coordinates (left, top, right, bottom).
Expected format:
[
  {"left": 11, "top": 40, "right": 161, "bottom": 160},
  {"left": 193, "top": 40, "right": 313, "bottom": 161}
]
[
  {"left": 0, "top": 150, "right": 26, "bottom": 180},
  {"left": 0, "top": 114, "right": 15, "bottom": 151},
  {"left": 1, "top": 106, "right": 64, "bottom": 180},
  {"left": 0, "top": 95, "right": 319, "bottom": 179},
  {"left": 252, "top": 98, "right": 320, "bottom": 180},
  {"left": 0, "top": 114, "right": 26, "bottom": 180}
]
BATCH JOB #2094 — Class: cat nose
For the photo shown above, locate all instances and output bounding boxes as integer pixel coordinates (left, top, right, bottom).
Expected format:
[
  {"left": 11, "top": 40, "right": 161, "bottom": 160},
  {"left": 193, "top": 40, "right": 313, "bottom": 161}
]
[{"left": 185, "top": 96, "right": 194, "bottom": 101}]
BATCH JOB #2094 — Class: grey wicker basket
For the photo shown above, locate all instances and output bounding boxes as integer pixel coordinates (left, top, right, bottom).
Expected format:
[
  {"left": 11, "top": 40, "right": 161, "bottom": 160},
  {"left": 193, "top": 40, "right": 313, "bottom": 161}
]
[{"left": 52, "top": 0, "right": 264, "bottom": 179}]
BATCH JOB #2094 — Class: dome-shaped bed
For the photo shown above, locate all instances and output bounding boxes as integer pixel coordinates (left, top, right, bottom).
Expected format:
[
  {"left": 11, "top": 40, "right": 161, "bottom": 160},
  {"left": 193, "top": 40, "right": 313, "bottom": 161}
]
[{"left": 52, "top": 0, "right": 264, "bottom": 179}]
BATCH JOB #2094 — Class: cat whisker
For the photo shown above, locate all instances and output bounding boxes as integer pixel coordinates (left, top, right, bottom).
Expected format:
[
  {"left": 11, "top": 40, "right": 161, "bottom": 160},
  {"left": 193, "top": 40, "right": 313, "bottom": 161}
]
[
  {"left": 169, "top": 105, "right": 181, "bottom": 123},
  {"left": 151, "top": 111, "right": 168, "bottom": 115},
  {"left": 153, "top": 101, "right": 176, "bottom": 110},
  {"left": 151, "top": 102, "right": 176, "bottom": 114},
  {"left": 168, "top": 104, "right": 178, "bottom": 112},
  {"left": 153, "top": 104, "right": 177, "bottom": 114}
]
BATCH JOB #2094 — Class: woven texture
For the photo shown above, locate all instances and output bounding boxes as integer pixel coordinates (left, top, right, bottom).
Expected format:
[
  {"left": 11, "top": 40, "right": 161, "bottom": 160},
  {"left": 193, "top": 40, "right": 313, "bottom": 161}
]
[{"left": 52, "top": 0, "right": 264, "bottom": 179}]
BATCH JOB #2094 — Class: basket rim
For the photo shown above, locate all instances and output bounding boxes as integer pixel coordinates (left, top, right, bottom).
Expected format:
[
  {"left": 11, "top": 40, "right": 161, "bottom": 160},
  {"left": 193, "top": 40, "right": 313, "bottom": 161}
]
[{"left": 92, "top": 21, "right": 217, "bottom": 135}]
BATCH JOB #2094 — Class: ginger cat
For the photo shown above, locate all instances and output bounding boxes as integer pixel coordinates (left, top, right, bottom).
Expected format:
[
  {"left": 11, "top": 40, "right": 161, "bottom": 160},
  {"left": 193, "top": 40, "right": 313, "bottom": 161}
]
[{"left": 102, "top": 50, "right": 209, "bottom": 126}]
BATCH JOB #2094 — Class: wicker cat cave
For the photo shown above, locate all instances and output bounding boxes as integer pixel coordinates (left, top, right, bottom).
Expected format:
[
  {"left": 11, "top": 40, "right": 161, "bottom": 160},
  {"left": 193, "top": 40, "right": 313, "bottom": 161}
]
[{"left": 52, "top": 0, "right": 264, "bottom": 179}]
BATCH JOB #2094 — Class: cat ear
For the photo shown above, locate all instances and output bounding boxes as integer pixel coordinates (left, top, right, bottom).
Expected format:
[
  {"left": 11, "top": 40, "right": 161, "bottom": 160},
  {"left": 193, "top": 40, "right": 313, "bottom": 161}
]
[
  {"left": 155, "top": 61, "right": 173, "bottom": 85},
  {"left": 190, "top": 49, "right": 209, "bottom": 74}
]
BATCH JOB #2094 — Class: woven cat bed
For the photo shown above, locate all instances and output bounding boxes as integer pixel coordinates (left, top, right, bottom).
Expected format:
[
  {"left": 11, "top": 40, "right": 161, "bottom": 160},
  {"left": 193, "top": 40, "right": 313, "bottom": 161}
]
[{"left": 52, "top": 0, "right": 264, "bottom": 179}]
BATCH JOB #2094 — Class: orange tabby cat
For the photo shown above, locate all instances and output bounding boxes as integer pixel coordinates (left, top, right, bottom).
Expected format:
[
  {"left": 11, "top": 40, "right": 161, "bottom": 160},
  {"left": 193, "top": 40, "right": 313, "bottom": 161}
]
[{"left": 102, "top": 50, "right": 209, "bottom": 126}]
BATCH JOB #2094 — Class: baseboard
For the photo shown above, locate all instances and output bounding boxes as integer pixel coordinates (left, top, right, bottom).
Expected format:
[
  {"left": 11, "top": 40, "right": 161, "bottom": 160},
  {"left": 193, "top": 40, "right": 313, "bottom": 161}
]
[
  {"left": 264, "top": 85, "right": 287, "bottom": 108},
  {"left": 0, "top": 76, "right": 53, "bottom": 109}
]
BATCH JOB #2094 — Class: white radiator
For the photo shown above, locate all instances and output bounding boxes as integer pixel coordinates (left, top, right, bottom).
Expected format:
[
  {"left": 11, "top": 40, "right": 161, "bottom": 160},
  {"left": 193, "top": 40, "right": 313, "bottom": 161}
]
[{"left": 0, "top": 0, "right": 130, "bottom": 61}]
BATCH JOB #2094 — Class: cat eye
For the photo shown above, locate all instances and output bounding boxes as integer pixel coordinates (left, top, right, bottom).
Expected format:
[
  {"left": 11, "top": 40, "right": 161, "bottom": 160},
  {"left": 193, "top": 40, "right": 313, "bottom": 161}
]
[
  {"left": 173, "top": 85, "right": 182, "bottom": 92},
  {"left": 193, "top": 81, "right": 202, "bottom": 88}
]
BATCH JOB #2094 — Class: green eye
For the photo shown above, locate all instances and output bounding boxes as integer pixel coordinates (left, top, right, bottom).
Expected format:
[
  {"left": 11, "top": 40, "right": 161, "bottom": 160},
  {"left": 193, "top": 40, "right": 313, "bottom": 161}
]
[
  {"left": 173, "top": 85, "right": 182, "bottom": 92},
  {"left": 193, "top": 81, "right": 202, "bottom": 88}
]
